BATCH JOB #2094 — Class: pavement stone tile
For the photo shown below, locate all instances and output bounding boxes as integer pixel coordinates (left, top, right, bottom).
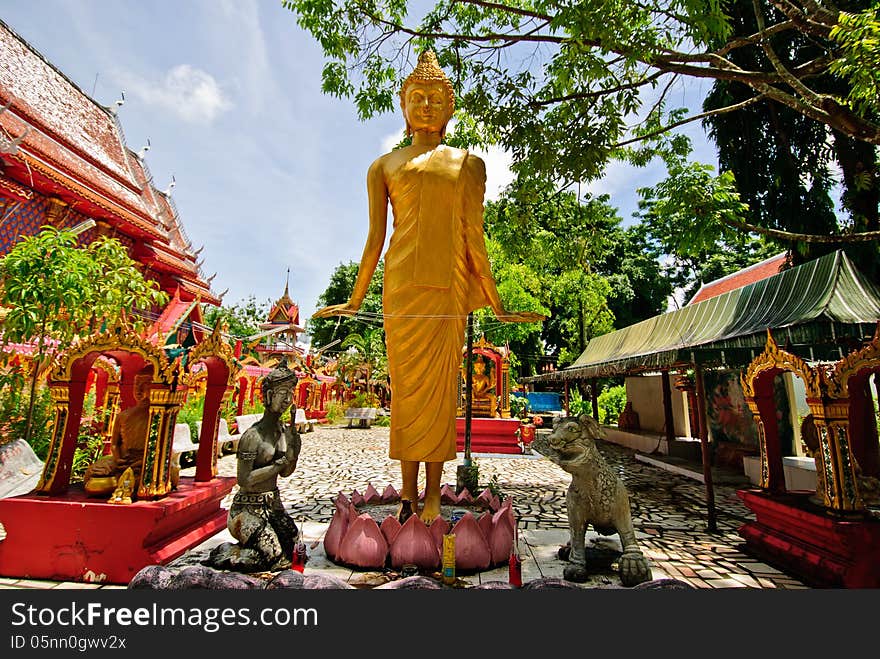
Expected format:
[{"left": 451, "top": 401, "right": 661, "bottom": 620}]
[{"left": 3, "top": 425, "right": 816, "bottom": 590}]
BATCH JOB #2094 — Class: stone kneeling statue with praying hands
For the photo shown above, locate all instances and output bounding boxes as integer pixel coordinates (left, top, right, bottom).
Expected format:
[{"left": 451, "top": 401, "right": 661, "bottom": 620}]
[{"left": 206, "top": 359, "right": 301, "bottom": 573}]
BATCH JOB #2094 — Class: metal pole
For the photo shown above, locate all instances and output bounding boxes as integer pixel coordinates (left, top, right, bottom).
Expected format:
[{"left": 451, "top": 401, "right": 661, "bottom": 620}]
[
  {"left": 464, "top": 312, "right": 474, "bottom": 465},
  {"left": 694, "top": 364, "right": 717, "bottom": 533}
]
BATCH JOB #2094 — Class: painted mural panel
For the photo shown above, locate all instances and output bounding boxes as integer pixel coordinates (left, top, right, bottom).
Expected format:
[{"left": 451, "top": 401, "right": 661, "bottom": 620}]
[{"left": 704, "top": 370, "right": 759, "bottom": 448}]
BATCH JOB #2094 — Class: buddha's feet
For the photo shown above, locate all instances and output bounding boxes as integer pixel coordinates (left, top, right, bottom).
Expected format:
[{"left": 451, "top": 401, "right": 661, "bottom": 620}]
[{"left": 419, "top": 493, "right": 441, "bottom": 524}]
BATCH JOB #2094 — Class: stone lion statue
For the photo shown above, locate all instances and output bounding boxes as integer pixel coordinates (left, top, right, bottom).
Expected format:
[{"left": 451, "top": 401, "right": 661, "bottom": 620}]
[{"left": 531, "top": 414, "right": 652, "bottom": 587}]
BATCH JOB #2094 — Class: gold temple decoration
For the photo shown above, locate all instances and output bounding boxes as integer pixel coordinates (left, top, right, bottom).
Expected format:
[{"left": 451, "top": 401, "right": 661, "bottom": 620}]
[
  {"left": 741, "top": 329, "right": 824, "bottom": 400},
  {"left": 37, "top": 317, "right": 188, "bottom": 499},
  {"left": 826, "top": 322, "right": 880, "bottom": 399},
  {"left": 185, "top": 321, "right": 239, "bottom": 388},
  {"left": 740, "top": 329, "right": 870, "bottom": 513}
]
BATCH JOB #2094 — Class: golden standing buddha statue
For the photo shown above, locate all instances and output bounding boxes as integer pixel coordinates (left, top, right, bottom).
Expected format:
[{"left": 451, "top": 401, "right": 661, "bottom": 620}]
[{"left": 313, "top": 51, "right": 543, "bottom": 522}]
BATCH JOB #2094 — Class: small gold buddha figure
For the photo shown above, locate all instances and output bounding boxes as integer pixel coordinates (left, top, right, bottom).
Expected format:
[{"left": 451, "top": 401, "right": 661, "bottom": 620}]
[
  {"left": 470, "top": 357, "right": 498, "bottom": 418},
  {"left": 312, "top": 50, "right": 544, "bottom": 523},
  {"left": 83, "top": 373, "right": 152, "bottom": 498}
]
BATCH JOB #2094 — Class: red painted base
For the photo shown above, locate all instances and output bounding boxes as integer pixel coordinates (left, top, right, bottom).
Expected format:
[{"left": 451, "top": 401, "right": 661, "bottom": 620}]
[
  {"left": 737, "top": 488, "right": 880, "bottom": 588},
  {"left": 0, "top": 476, "right": 235, "bottom": 585},
  {"left": 456, "top": 417, "right": 523, "bottom": 454}
]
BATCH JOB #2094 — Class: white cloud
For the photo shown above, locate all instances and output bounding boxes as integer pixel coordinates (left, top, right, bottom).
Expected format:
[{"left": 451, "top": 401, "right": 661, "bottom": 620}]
[{"left": 115, "top": 64, "right": 232, "bottom": 123}]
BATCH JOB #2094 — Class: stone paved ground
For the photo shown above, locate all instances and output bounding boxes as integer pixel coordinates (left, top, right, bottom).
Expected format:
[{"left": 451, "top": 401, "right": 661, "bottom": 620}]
[{"left": 0, "top": 424, "right": 808, "bottom": 590}]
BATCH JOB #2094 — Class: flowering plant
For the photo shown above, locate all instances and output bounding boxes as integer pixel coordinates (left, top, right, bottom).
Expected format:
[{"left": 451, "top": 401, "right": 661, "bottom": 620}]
[{"left": 531, "top": 415, "right": 543, "bottom": 427}]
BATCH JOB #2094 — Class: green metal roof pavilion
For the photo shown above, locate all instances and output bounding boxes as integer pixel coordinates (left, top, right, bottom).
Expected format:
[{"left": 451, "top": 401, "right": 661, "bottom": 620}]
[{"left": 525, "top": 250, "right": 880, "bottom": 383}]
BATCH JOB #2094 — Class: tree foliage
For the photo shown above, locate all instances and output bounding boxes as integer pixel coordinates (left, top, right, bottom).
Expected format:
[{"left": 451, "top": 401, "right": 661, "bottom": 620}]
[
  {"left": 702, "top": 1, "right": 879, "bottom": 280},
  {"left": 483, "top": 183, "right": 669, "bottom": 373},
  {"left": 283, "top": 1, "right": 880, "bottom": 188},
  {"left": 203, "top": 295, "right": 270, "bottom": 344},
  {"left": 307, "top": 260, "right": 385, "bottom": 350},
  {"left": 0, "top": 226, "right": 169, "bottom": 443},
  {"left": 0, "top": 227, "right": 167, "bottom": 343},
  {"left": 636, "top": 160, "right": 779, "bottom": 300}
]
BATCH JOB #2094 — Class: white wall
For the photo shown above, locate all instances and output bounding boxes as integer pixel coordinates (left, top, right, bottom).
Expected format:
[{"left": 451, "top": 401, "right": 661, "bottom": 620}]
[{"left": 625, "top": 375, "right": 689, "bottom": 436}]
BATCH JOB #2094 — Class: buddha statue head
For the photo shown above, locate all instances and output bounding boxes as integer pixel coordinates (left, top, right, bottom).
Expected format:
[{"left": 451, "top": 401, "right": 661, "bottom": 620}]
[{"left": 400, "top": 50, "right": 455, "bottom": 138}]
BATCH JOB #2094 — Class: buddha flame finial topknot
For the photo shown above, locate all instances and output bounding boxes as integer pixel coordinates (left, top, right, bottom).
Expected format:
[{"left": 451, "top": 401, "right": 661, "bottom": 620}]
[{"left": 400, "top": 50, "right": 456, "bottom": 114}]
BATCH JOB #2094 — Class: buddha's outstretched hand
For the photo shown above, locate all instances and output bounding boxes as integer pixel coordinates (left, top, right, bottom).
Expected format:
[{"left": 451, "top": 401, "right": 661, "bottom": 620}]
[
  {"left": 312, "top": 302, "right": 360, "bottom": 319},
  {"left": 494, "top": 310, "right": 546, "bottom": 323}
]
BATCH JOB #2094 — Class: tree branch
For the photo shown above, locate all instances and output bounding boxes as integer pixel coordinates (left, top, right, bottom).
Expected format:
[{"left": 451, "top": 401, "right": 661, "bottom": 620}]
[
  {"left": 613, "top": 94, "right": 768, "bottom": 149},
  {"left": 528, "top": 71, "right": 663, "bottom": 108},
  {"left": 722, "top": 216, "right": 880, "bottom": 243},
  {"left": 716, "top": 20, "right": 798, "bottom": 56},
  {"left": 455, "top": 0, "right": 554, "bottom": 23}
]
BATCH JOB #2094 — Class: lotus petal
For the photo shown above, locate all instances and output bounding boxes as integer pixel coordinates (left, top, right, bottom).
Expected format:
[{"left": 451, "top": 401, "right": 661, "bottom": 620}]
[
  {"left": 322, "top": 507, "right": 349, "bottom": 561},
  {"left": 381, "top": 484, "right": 399, "bottom": 503},
  {"left": 389, "top": 514, "right": 439, "bottom": 570},
  {"left": 456, "top": 488, "right": 473, "bottom": 505},
  {"left": 363, "top": 483, "right": 381, "bottom": 504},
  {"left": 333, "top": 491, "right": 350, "bottom": 513},
  {"left": 490, "top": 494, "right": 501, "bottom": 511},
  {"left": 450, "top": 513, "right": 491, "bottom": 571},
  {"left": 477, "top": 510, "right": 493, "bottom": 542},
  {"left": 489, "top": 507, "right": 515, "bottom": 565},
  {"left": 337, "top": 513, "right": 389, "bottom": 569},
  {"left": 429, "top": 516, "right": 450, "bottom": 549},
  {"left": 348, "top": 503, "right": 359, "bottom": 525},
  {"left": 380, "top": 516, "right": 402, "bottom": 545},
  {"left": 500, "top": 496, "right": 513, "bottom": 512},
  {"left": 475, "top": 488, "right": 495, "bottom": 509},
  {"left": 350, "top": 490, "right": 365, "bottom": 507},
  {"left": 440, "top": 483, "right": 457, "bottom": 505}
]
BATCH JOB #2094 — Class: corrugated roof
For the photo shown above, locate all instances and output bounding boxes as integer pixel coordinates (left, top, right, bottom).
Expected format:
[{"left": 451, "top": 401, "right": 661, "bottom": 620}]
[{"left": 526, "top": 250, "right": 880, "bottom": 382}]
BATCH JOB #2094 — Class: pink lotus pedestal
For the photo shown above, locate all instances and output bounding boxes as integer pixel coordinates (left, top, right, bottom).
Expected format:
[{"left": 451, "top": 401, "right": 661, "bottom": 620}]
[{"left": 323, "top": 483, "right": 516, "bottom": 572}]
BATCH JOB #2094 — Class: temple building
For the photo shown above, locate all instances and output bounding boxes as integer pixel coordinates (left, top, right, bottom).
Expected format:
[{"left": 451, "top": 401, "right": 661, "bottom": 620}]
[{"left": 0, "top": 19, "right": 220, "bottom": 341}]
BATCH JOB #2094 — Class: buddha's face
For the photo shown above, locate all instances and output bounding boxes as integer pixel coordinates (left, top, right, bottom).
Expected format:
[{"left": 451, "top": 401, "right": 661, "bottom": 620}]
[
  {"left": 474, "top": 361, "right": 485, "bottom": 374},
  {"left": 402, "top": 81, "right": 452, "bottom": 135}
]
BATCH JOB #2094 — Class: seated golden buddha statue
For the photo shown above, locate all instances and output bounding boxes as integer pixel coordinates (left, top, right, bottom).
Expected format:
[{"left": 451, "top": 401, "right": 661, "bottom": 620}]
[
  {"left": 470, "top": 358, "right": 498, "bottom": 418},
  {"left": 83, "top": 373, "right": 152, "bottom": 498}
]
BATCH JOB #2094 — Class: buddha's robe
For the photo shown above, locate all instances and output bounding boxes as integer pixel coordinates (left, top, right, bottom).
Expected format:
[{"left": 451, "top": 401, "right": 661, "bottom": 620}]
[{"left": 383, "top": 146, "right": 496, "bottom": 462}]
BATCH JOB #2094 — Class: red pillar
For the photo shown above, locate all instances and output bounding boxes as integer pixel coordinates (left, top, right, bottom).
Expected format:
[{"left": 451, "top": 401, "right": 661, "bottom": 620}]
[
  {"left": 45, "top": 377, "right": 87, "bottom": 495},
  {"left": 754, "top": 378, "right": 786, "bottom": 493},
  {"left": 196, "top": 361, "right": 230, "bottom": 482}
]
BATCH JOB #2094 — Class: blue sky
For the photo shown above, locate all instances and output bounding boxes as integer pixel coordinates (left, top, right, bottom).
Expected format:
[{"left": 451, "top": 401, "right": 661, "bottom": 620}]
[{"left": 3, "top": 1, "right": 717, "bottom": 323}]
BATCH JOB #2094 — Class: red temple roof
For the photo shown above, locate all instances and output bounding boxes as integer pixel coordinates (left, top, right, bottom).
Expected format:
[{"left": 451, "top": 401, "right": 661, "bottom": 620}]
[
  {"left": 687, "top": 253, "right": 788, "bottom": 305},
  {"left": 0, "top": 18, "right": 217, "bottom": 304}
]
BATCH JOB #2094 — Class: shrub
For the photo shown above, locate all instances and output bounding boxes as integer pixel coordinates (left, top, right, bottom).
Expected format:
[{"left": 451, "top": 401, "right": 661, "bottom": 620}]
[
  {"left": 324, "top": 400, "right": 345, "bottom": 425},
  {"left": 598, "top": 385, "right": 627, "bottom": 425},
  {"left": 0, "top": 371, "right": 55, "bottom": 460}
]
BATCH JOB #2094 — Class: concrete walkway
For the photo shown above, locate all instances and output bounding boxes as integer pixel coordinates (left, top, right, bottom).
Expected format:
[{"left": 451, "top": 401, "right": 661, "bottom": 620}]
[{"left": 0, "top": 424, "right": 808, "bottom": 589}]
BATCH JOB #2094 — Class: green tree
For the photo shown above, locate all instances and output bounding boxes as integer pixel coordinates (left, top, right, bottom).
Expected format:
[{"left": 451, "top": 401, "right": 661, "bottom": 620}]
[
  {"left": 203, "top": 295, "right": 270, "bottom": 345},
  {"left": 308, "top": 260, "right": 385, "bottom": 349},
  {"left": 339, "top": 327, "right": 387, "bottom": 401},
  {"left": 483, "top": 183, "right": 667, "bottom": 373},
  {"left": 636, "top": 159, "right": 782, "bottom": 301},
  {"left": 283, "top": 1, "right": 880, "bottom": 209},
  {"left": 0, "top": 226, "right": 168, "bottom": 445},
  {"left": 702, "top": 1, "right": 879, "bottom": 281}
]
